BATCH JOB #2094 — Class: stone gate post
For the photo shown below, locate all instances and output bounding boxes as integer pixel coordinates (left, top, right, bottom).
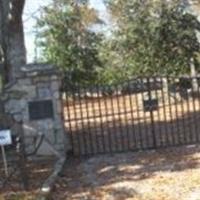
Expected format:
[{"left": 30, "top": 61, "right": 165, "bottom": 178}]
[{"left": 3, "top": 64, "right": 69, "bottom": 156}]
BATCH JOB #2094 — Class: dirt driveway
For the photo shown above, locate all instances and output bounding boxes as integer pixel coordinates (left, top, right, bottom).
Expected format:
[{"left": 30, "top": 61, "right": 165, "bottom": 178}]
[{"left": 52, "top": 145, "right": 200, "bottom": 200}]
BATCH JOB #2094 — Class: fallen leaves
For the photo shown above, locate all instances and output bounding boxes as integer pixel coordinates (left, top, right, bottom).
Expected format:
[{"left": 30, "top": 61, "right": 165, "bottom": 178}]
[{"left": 52, "top": 145, "right": 200, "bottom": 200}]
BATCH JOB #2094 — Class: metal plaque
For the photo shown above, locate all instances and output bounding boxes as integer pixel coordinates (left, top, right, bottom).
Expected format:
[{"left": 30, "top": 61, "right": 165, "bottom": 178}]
[
  {"left": 29, "top": 100, "right": 54, "bottom": 120},
  {"left": 143, "top": 99, "right": 158, "bottom": 112}
]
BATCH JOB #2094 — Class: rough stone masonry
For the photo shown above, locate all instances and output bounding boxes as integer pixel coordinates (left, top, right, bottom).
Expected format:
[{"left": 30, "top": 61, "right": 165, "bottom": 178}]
[{"left": 2, "top": 64, "right": 69, "bottom": 156}]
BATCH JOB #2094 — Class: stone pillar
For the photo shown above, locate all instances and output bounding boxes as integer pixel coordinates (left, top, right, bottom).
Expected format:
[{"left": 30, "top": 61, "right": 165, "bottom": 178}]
[{"left": 3, "top": 64, "right": 69, "bottom": 156}]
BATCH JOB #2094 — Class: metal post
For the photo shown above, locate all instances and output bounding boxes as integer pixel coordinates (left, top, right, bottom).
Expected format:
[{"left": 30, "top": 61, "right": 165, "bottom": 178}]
[{"left": 1, "top": 145, "right": 8, "bottom": 177}]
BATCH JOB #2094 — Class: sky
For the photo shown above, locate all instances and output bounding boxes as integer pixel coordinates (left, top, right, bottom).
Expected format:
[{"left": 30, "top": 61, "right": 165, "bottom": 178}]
[{"left": 23, "top": 0, "right": 108, "bottom": 63}]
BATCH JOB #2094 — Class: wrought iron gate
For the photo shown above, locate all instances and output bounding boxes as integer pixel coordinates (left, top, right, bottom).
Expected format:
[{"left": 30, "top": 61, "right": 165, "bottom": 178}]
[{"left": 62, "top": 76, "right": 200, "bottom": 156}]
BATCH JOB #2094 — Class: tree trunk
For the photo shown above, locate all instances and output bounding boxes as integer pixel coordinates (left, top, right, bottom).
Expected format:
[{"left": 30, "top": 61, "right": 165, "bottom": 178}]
[{"left": 0, "top": 0, "right": 26, "bottom": 82}]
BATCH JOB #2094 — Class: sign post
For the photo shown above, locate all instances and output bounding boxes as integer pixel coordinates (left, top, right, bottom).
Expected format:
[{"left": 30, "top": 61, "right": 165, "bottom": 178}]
[
  {"left": 1, "top": 145, "right": 8, "bottom": 177},
  {"left": 0, "top": 130, "right": 12, "bottom": 177}
]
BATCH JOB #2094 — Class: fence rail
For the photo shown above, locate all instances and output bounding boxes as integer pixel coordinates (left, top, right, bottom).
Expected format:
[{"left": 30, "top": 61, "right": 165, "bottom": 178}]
[{"left": 63, "top": 76, "right": 200, "bottom": 156}]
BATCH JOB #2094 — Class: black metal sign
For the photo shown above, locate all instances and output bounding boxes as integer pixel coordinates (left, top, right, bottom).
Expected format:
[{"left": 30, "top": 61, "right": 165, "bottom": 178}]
[
  {"left": 28, "top": 100, "right": 54, "bottom": 120},
  {"left": 143, "top": 99, "right": 158, "bottom": 112}
]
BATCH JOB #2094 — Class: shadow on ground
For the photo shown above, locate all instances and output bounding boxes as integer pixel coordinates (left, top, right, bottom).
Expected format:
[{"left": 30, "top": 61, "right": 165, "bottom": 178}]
[
  {"left": 52, "top": 144, "right": 200, "bottom": 200},
  {"left": 70, "top": 109, "right": 200, "bottom": 156}
]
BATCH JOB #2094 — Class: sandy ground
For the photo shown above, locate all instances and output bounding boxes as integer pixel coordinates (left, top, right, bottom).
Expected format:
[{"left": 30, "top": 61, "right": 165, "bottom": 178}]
[
  {"left": 52, "top": 145, "right": 200, "bottom": 200},
  {"left": 64, "top": 91, "right": 200, "bottom": 156}
]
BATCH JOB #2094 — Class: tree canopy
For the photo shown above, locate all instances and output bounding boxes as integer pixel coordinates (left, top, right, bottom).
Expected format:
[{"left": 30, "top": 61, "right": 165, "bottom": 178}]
[
  {"left": 37, "top": 0, "right": 104, "bottom": 86},
  {"left": 37, "top": 0, "right": 200, "bottom": 86},
  {"left": 102, "top": 0, "right": 200, "bottom": 78}
]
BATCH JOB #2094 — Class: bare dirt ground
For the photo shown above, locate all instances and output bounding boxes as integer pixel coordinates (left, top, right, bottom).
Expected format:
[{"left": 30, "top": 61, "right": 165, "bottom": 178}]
[
  {"left": 64, "top": 91, "right": 200, "bottom": 155},
  {"left": 52, "top": 145, "right": 200, "bottom": 200},
  {"left": 0, "top": 158, "right": 55, "bottom": 200}
]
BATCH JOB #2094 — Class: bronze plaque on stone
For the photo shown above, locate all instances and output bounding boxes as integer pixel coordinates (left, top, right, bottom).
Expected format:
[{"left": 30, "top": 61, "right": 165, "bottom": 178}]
[{"left": 29, "top": 100, "right": 54, "bottom": 120}]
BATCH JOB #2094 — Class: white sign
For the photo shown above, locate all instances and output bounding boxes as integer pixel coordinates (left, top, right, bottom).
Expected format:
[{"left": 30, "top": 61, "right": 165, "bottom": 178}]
[{"left": 0, "top": 130, "right": 12, "bottom": 146}]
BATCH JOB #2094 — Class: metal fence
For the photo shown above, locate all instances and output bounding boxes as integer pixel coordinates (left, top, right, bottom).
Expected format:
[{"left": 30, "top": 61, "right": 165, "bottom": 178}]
[{"left": 63, "top": 76, "right": 200, "bottom": 156}]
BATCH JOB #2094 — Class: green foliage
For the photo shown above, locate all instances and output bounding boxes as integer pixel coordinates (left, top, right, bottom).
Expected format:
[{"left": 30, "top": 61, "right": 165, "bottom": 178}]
[
  {"left": 102, "top": 0, "right": 200, "bottom": 78},
  {"left": 37, "top": 0, "right": 200, "bottom": 86},
  {"left": 37, "top": 0, "right": 103, "bottom": 86}
]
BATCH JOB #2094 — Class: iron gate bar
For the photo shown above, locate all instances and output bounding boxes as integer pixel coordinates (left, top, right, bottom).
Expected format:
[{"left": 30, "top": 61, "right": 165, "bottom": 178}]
[
  {"left": 190, "top": 77, "right": 198, "bottom": 143},
  {"left": 194, "top": 82, "right": 200, "bottom": 142},
  {"left": 185, "top": 81, "right": 193, "bottom": 144},
  {"left": 180, "top": 85, "right": 187, "bottom": 144},
  {"left": 103, "top": 88, "right": 113, "bottom": 153},
  {"left": 84, "top": 86, "right": 95, "bottom": 155},
  {"left": 141, "top": 84, "right": 150, "bottom": 148},
  {"left": 172, "top": 77, "right": 180, "bottom": 145},
  {"left": 127, "top": 79, "right": 138, "bottom": 150},
  {"left": 147, "top": 77, "right": 157, "bottom": 148},
  {"left": 96, "top": 84, "right": 106, "bottom": 153},
  {"left": 174, "top": 84, "right": 182, "bottom": 146},
  {"left": 196, "top": 81, "right": 200, "bottom": 142},
  {"left": 123, "top": 86, "right": 131, "bottom": 150},
  {"left": 90, "top": 86, "right": 100, "bottom": 154},
  {"left": 64, "top": 94, "right": 74, "bottom": 154},
  {"left": 198, "top": 84, "right": 200, "bottom": 142},
  {"left": 110, "top": 85, "right": 120, "bottom": 152},
  {"left": 146, "top": 77, "right": 155, "bottom": 148},
  {"left": 184, "top": 85, "right": 190, "bottom": 144},
  {"left": 135, "top": 79, "right": 144, "bottom": 149},
  {"left": 168, "top": 77, "right": 175, "bottom": 146},
  {"left": 115, "top": 84, "right": 125, "bottom": 151},
  {"left": 78, "top": 87, "right": 91, "bottom": 155},
  {"left": 119, "top": 85, "right": 127, "bottom": 151},
  {"left": 101, "top": 87, "right": 109, "bottom": 153},
  {"left": 174, "top": 78, "right": 180, "bottom": 144},
  {"left": 104, "top": 88, "right": 111, "bottom": 153},
  {"left": 63, "top": 76, "right": 200, "bottom": 156},
  {"left": 122, "top": 87, "right": 131, "bottom": 151},
  {"left": 155, "top": 77, "right": 163, "bottom": 147},
  {"left": 112, "top": 87, "right": 120, "bottom": 152},
  {"left": 196, "top": 84, "right": 200, "bottom": 142},
  {"left": 73, "top": 88, "right": 86, "bottom": 155},
  {"left": 167, "top": 77, "right": 176, "bottom": 146},
  {"left": 189, "top": 80, "right": 195, "bottom": 142},
  {"left": 189, "top": 86, "right": 195, "bottom": 143},
  {"left": 155, "top": 77, "right": 161, "bottom": 147},
  {"left": 160, "top": 77, "right": 168, "bottom": 146},
  {"left": 140, "top": 84, "right": 146, "bottom": 146},
  {"left": 161, "top": 78, "right": 169, "bottom": 147},
  {"left": 72, "top": 89, "right": 82, "bottom": 155},
  {"left": 167, "top": 77, "right": 173, "bottom": 146}
]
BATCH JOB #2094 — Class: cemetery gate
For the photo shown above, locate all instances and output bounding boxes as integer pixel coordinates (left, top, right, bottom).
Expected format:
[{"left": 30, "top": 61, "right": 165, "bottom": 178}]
[{"left": 62, "top": 76, "right": 200, "bottom": 156}]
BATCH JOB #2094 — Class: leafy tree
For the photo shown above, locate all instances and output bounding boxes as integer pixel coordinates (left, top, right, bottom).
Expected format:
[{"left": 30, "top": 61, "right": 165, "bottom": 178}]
[
  {"left": 37, "top": 0, "right": 103, "bottom": 86},
  {"left": 103, "top": 0, "right": 200, "bottom": 77},
  {"left": 97, "top": 37, "right": 132, "bottom": 84},
  {"left": 37, "top": 0, "right": 200, "bottom": 86}
]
